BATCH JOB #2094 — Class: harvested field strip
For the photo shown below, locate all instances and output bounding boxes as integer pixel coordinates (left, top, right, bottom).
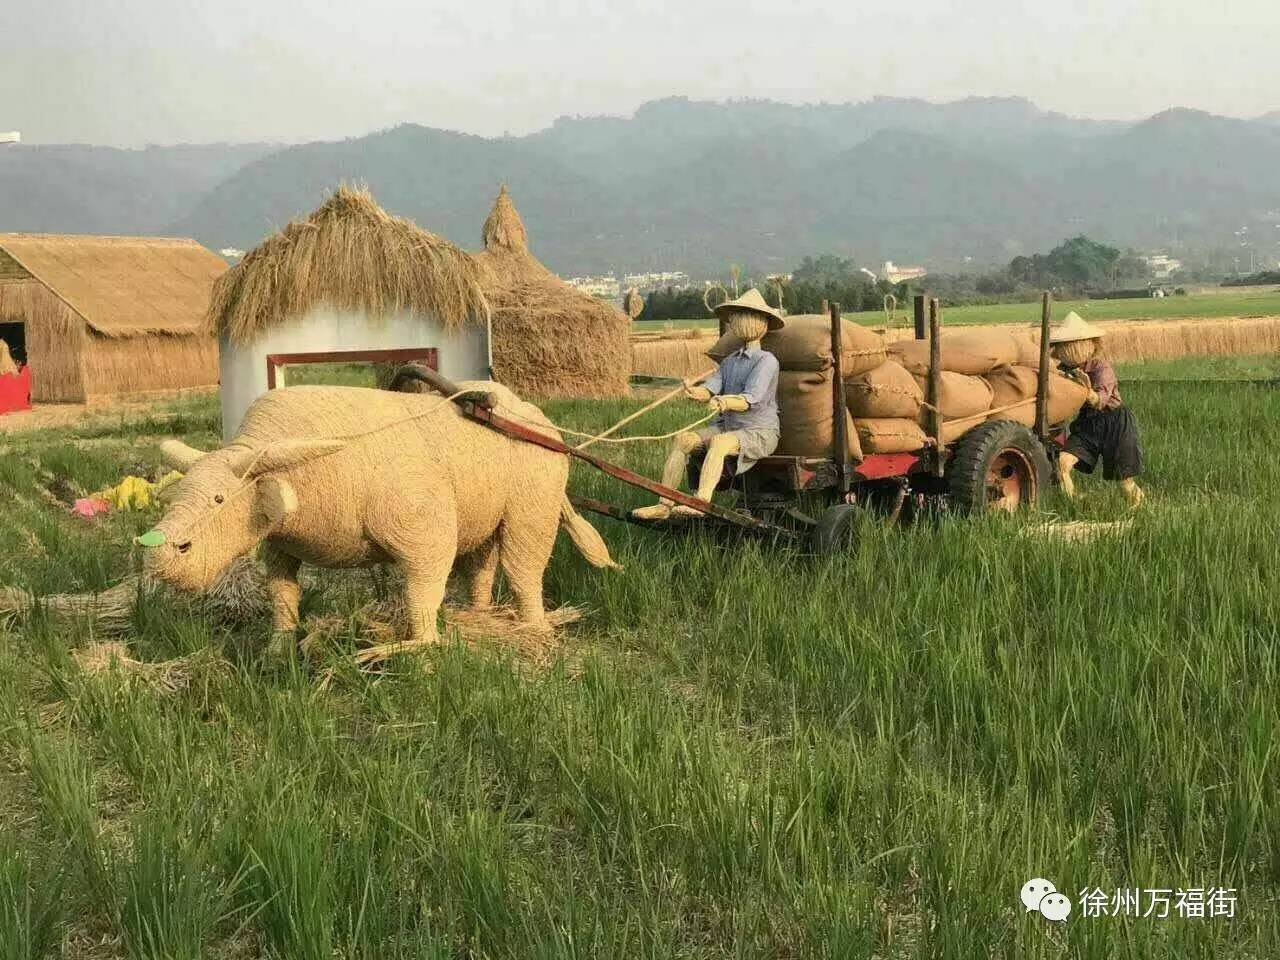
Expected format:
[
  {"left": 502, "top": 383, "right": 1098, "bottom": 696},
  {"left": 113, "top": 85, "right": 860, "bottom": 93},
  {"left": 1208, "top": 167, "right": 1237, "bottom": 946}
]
[{"left": 632, "top": 315, "right": 1280, "bottom": 379}]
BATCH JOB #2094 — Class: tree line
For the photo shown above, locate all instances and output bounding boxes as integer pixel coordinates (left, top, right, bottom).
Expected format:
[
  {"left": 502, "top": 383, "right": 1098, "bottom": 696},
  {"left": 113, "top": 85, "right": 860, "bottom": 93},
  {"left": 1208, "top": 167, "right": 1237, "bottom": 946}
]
[{"left": 639, "top": 237, "right": 1183, "bottom": 322}]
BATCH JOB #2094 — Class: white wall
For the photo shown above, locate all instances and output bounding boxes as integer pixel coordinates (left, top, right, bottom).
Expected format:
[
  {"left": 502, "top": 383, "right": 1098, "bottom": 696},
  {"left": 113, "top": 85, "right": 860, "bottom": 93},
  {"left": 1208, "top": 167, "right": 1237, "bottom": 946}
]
[{"left": 218, "top": 306, "right": 489, "bottom": 440}]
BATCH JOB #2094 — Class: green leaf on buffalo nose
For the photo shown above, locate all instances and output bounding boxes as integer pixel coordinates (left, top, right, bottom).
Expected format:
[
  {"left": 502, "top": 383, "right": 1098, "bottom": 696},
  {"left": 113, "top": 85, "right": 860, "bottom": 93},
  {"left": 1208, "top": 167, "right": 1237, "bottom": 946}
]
[{"left": 135, "top": 529, "right": 167, "bottom": 548}]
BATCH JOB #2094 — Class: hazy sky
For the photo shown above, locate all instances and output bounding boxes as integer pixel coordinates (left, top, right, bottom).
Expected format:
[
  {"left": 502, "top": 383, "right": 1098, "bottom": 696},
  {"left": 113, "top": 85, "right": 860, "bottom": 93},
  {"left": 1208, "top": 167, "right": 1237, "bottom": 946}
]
[{"left": 6, "top": 0, "right": 1277, "bottom": 146}]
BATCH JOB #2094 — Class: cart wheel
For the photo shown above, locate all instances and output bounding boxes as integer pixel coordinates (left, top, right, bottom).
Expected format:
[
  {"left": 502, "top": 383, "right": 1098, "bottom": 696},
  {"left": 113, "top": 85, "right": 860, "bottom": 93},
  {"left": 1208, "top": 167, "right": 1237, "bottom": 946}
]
[
  {"left": 809, "top": 504, "right": 859, "bottom": 556},
  {"left": 946, "top": 420, "right": 1050, "bottom": 515}
]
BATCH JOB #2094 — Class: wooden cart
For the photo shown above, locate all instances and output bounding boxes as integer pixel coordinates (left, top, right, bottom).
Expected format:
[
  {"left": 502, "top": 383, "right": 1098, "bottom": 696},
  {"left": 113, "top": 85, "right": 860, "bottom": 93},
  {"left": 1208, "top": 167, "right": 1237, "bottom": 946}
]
[{"left": 391, "top": 293, "right": 1064, "bottom": 554}]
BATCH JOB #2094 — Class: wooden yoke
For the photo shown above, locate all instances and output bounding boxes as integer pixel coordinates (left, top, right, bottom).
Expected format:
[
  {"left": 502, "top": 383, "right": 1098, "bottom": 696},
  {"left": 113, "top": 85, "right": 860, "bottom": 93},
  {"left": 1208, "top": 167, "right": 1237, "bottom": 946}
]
[
  {"left": 928, "top": 297, "right": 944, "bottom": 477},
  {"left": 1034, "top": 291, "right": 1053, "bottom": 439},
  {"left": 829, "top": 302, "right": 851, "bottom": 493}
]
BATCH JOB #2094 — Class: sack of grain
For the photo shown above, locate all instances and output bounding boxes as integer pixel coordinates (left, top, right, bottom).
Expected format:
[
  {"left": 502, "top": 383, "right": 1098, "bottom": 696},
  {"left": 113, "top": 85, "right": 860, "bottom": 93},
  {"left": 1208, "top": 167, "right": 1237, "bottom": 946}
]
[
  {"left": 911, "top": 370, "right": 993, "bottom": 420},
  {"left": 855, "top": 417, "right": 927, "bottom": 454},
  {"left": 889, "top": 329, "right": 1019, "bottom": 376},
  {"left": 776, "top": 370, "right": 862, "bottom": 459},
  {"left": 847, "top": 360, "right": 922, "bottom": 419},
  {"left": 707, "top": 314, "right": 886, "bottom": 376},
  {"left": 1045, "top": 371, "right": 1090, "bottom": 425},
  {"left": 1014, "top": 333, "right": 1042, "bottom": 368},
  {"left": 983, "top": 364, "right": 1040, "bottom": 426}
]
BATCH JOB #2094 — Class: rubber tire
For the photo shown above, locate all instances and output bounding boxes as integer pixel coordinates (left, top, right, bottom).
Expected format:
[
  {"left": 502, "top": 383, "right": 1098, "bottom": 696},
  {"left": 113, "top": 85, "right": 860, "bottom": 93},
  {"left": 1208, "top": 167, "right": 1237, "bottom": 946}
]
[
  {"left": 809, "top": 503, "right": 859, "bottom": 556},
  {"left": 946, "top": 420, "right": 1051, "bottom": 515}
]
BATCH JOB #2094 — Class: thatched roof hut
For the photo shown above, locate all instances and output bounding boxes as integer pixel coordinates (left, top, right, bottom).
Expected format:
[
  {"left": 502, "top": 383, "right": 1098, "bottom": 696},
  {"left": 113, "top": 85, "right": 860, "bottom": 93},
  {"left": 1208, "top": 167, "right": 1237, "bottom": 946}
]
[
  {"left": 209, "top": 187, "right": 489, "bottom": 345},
  {"left": 206, "top": 185, "right": 629, "bottom": 404},
  {"left": 0, "top": 234, "right": 224, "bottom": 402},
  {"left": 475, "top": 186, "right": 630, "bottom": 397}
]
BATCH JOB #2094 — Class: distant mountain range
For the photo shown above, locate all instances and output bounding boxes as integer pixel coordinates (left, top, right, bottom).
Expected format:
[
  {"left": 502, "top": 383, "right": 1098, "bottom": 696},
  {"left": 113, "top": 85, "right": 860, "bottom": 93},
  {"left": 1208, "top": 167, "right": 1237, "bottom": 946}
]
[{"left": 3, "top": 96, "right": 1279, "bottom": 275}]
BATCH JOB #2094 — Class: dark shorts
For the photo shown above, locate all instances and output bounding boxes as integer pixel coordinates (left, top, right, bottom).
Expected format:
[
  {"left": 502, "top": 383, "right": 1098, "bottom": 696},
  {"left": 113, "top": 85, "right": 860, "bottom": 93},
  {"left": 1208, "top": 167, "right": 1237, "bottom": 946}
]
[{"left": 1065, "top": 405, "right": 1143, "bottom": 481}]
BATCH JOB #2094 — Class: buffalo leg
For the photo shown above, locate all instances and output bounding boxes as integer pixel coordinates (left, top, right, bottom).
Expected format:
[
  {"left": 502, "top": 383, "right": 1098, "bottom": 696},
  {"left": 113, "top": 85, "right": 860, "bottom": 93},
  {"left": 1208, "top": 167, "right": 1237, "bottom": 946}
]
[
  {"left": 458, "top": 536, "right": 500, "bottom": 610},
  {"left": 498, "top": 506, "right": 558, "bottom": 627},
  {"left": 262, "top": 546, "right": 302, "bottom": 658},
  {"left": 396, "top": 524, "right": 458, "bottom": 645}
]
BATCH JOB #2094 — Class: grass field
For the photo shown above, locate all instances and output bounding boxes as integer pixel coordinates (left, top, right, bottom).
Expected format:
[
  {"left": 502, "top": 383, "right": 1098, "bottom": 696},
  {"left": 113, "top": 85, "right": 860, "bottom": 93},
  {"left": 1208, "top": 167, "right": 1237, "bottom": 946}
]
[
  {"left": 633, "top": 286, "right": 1280, "bottom": 333},
  {"left": 3, "top": 358, "right": 1280, "bottom": 957}
]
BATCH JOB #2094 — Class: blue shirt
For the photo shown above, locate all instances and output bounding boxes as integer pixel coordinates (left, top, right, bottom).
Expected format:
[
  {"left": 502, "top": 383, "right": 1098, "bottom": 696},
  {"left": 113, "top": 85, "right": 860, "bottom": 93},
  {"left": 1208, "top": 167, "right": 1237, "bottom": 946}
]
[{"left": 705, "top": 346, "right": 780, "bottom": 432}]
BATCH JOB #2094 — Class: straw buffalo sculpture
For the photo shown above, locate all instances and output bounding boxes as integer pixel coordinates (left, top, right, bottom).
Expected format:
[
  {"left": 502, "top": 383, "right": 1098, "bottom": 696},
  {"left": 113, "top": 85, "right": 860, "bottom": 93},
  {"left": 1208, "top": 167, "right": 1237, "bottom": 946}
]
[{"left": 141, "top": 382, "right": 617, "bottom": 656}]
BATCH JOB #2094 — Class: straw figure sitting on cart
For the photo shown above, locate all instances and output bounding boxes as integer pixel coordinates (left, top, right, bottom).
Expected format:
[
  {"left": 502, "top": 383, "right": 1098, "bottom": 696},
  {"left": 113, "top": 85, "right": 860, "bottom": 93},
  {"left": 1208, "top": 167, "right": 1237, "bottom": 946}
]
[
  {"left": 632, "top": 289, "right": 784, "bottom": 520},
  {"left": 1050, "top": 311, "right": 1145, "bottom": 507}
]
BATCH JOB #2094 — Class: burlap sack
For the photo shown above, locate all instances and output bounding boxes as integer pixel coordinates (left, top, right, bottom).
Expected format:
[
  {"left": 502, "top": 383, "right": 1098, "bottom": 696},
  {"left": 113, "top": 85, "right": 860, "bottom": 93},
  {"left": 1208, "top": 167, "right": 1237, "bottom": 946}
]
[
  {"left": 911, "top": 370, "right": 994, "bottom": 420},
  {"left": 1045, "top": 371, "right": 1090, "bottom": 425},
  {"left": 983, "top": 364, "right": 1039, "bottom": 426},
  {"left": 776, "top": 370, "right": 862, "bottom": 459},
  {"left": 1014, "top": 333, "right": 1042, "bottom": 369},
  {"left": 855, "top": 417, "right": 927, "bottom": 454},
  {"left": 889, "top": 330, "right": 1017, "bottom": 377},
  {"left": 846, "top": 360, "right": 922, "bottom": 419},
  {"left": 708, "top": 314, "right": 886, "bottom": 376}
]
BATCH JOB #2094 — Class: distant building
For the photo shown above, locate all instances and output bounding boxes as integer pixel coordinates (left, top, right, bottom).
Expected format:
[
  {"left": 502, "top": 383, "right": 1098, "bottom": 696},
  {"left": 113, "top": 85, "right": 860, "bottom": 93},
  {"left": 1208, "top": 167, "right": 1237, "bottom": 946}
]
[
  {"left": 881, "top": 261, "right": 927, "bottom": 284},
  {"left": 1143, "top": 254, "right": 1183, "bottom": 279},
  {"left": 623, "top": 270, "right": 691, "bottom": 292},
  {"left": 565, "top": 275, "right": 621, "bottom": 299}
]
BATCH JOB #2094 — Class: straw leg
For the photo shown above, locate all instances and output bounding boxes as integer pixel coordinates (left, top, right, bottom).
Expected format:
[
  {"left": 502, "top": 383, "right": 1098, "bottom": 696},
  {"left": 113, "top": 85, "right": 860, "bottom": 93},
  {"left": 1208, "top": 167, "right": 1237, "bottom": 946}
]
[
  {"left": 402, "top": 560, "right": 452, "bottom": 645},
  {"left": 1058, "top": 451, "right": 1079, "bottom": 499},
  {"left": 497, "top": 502, "right": 560, "bottom": 628},
  {"left": 459, "top": 536, "right": 500, "bottom": 610},
  {"left": 398, "top": 525, "right": 458, "bottom": 645},
  {"left": 263, "top": 545, "right": 302, "bottom": 658},
  {"left": 1121, "top": 478, "right": 1144, "bottom": 508},
  {"left": 632, "top": 432, "right": 703, "bottom": 520},
  {"left": 694, "top": 432, "right": 739, "bottom": 501}
]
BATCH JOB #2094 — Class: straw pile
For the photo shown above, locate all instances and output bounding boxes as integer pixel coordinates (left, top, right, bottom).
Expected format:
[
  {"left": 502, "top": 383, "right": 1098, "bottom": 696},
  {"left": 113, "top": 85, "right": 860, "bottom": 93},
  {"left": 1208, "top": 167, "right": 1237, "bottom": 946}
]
[{"left": 475, "top": 186, "right": 630, "bottom": 397}]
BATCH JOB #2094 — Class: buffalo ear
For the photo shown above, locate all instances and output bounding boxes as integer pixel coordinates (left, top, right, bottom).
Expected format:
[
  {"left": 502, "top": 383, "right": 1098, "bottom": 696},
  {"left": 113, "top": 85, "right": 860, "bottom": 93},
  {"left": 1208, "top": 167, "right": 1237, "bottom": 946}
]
[
  {"left": 228, "top": 439, "right": 346, "bottom": 479},
  {"left": 159, "top": 439, "right": 207, "bottom": 470},
  {"left": 256, "top": 476, "right": 298, "bottom": 525}
]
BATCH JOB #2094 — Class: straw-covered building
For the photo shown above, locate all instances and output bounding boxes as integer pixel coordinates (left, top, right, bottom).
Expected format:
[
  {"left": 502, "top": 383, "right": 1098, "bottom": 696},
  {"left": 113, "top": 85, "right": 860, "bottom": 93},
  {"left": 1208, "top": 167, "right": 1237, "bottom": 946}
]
[
  {"left": 207, "top": 185, "right": 628, "bottom": 436},
  {"left": 0, "top": 234, "right": 224, "bottom": 402}
]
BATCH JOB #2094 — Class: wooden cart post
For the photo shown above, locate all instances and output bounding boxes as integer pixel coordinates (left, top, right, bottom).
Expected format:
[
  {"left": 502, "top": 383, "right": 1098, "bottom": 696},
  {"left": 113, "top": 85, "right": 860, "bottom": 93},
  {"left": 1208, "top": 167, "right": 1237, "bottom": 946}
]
[
  {"left": 1034, "top": 291, "right": 1052, "bottom": 438},
  {"left": 913, "top": 294, "right": 927, "bottom": 340},
  {"left": 928, "top": 297, "right": 944, "bottom": 477},
  {"left": 830, "top": 302, "right": 851, "bottom": 493}
]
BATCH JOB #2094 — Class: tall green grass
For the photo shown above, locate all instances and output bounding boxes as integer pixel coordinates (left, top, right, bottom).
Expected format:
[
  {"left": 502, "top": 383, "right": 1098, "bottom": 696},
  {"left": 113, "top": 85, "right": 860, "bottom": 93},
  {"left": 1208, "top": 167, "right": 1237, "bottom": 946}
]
[{"left": 0, "top": 361, "right": 1277, "bottom": 957}]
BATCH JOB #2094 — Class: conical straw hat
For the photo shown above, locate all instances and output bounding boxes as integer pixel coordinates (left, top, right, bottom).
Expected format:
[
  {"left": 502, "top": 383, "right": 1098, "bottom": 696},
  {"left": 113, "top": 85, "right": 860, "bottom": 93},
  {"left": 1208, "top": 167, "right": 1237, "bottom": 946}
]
[
  {"left": 713, "top": 287, "right": 785, "bottom": 330},
  {"left": 1049, "top": 311, "right": 1105, "bottom": 344}
]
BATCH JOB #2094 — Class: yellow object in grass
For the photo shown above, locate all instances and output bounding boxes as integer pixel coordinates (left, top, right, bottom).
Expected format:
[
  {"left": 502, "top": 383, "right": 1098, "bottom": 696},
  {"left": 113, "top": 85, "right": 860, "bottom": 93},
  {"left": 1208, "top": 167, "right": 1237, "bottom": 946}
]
[{"left": 97, "top": 476, "right": 154, "bottom": 510}]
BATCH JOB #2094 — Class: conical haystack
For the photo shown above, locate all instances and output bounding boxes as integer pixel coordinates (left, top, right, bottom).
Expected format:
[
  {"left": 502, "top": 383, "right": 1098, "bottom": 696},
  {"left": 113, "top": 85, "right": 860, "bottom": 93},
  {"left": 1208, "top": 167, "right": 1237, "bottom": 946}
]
[
  {"left": 207, "top": 185, "right": 490, "bottom": 344},
  {"left": 476, "top": 186, "right": 630, "bottom": 398}
]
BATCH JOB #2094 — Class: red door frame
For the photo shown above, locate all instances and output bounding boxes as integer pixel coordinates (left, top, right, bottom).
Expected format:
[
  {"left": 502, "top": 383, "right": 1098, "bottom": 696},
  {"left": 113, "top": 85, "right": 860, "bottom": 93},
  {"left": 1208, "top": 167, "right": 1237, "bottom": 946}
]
[{"left": 265, "top": 348, "right": 439, "bottom": 389}]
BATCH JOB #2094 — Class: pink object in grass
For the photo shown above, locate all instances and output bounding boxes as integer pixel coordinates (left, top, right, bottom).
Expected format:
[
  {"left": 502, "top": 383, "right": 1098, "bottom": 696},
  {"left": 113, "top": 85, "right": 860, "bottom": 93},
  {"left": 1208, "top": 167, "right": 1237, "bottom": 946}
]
[{"left": 72, "top": 498, "right": 111, "bottom": 519}]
